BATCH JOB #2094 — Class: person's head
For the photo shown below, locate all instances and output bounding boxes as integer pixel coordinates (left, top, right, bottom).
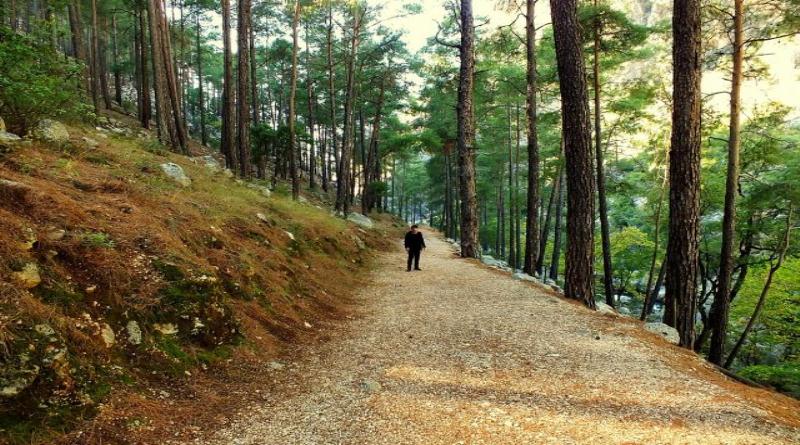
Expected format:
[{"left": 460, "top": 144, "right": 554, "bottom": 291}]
[{"left": 410, "top": 224, "right": 419, "bottom": 233}]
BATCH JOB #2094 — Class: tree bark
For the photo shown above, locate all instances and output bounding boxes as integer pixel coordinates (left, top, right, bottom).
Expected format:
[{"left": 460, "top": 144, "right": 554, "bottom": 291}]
[
  {"left": 146, "top": 0, "right": 172, "bottom": 145},
  {"left": 364, "top": 78, "right": 386, "bottom": 214},
  {"left": 250, "top": 17, "right": 260, "bottom": 125},
  {"left": 666, "top": 0, "right": 702, "bottom": 347},
  {"left": 507, "top": 104, "right": 516, "bottom": 267},
  {"left": 326, "top": 2, "right": 338, "bottom": 193},
  {"left": 642, "top": 173, "right": 667, "bottom": 320},
  {"left": 592, "top": 0, "right": 614, "bottom": 307},
  {"left": 457, "top": 0, "right": 480, "bottom": 258},
  {"left": 537, "top": 169, "right": 561, "bottom": 276},
  {"left": 551, "top": 0, "right": 596, "bottom": 308},
  {"left": 155, "top": 0, "right": 187, "bottom": 152},
  {"left": 335, "top": 3, "right": 362, "bottom": 215},
  {"left": 90, "top": 0, "right": 101, "bottom": 112},
  {"left": 523, "top": 0, "right": 540, "bottom": 276},
  {"left": 709, "top": 0, "right": 744, "bottom": 365},
  {"left": 112, "top": 14, "right": 122, "bottom": 105},
  {"left": 237, "top": 0, "right": 252, "bottom": 176},
  {"left": 195, "top": 10, "right": 206, "bottom": 145},
  {"left": 550, "top": 170, "right": 566, "bottom": 281},
  {"left": 137, "top": 3, "right": 152, "bottom": 129},
  {"left": 305, "top": 22, "right": 316, "bottom": 190},
  {"left": 221, "top": 0, "right": 236, "bottom": 170},
  {"left": 289, "top": 0, "right": 301, "bottom": 198}
]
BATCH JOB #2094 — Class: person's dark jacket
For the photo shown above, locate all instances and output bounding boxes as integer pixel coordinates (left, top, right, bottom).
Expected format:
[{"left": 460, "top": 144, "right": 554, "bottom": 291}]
[{"left": 404, "top": 231, "right": 426, "bottom": 251}]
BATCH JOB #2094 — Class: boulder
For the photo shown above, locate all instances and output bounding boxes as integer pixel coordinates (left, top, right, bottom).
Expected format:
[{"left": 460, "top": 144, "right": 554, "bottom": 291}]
[
  {"left": 619, "top": 306, "right": 631, "bottom": 315},
  {"left": 154, "top": 323, "right": 178, "bottom": 335},
  {"left": 81, "top": 136, "right": 100, "bottom": 148},
  {"left": 12, "top": 263, "right": 41, "bottom": 289},
  {"left": 100, "top": 323, "right": 115, "bottom": 347},
  {"left": 351, "top": 235, "right": 366, "bottom": 250},
  {"left": 644, "top": 322, "right": 680, "bottom": 345},
  {"left": 347, "top": 212, "right": 375, "bottom": 229},
  {"left": 0, "top": 131, "right": 21, "bottom": 143},
  {"left": 32, "top": 119, "right": 70, "bottom": 144},
  {"left": 247, "top": 183, "right": 271, "bottom": 197},
  {"left": 512, "top": 272, "right": 538, "bottom": 282},
  {"left": 160, "top": 162, "right": 191, "bottom": 187},
  {"left": 198, "top": 155, "right": 221, "bottom": 171},
  {"left": 126, "top": 321, "right": 142, "bottom": 345},
  {"left": 595, "top": 302, "right": 617, "bottom": 315},
  {"left": 256, "top": 213, "right": 271, "bottom": 224}
]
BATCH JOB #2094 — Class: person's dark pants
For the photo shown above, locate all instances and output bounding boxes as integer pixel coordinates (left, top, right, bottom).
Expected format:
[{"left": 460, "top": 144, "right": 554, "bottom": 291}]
[{"left": 407, "top": 249, "right": 421, "bottom": 271}]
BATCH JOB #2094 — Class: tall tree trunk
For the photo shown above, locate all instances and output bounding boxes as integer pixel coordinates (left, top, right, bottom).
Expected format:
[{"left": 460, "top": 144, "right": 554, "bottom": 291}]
[
  {"left": 237, "top": 0, "right": 252, "bottom": 176},
  {"left": 195, "top": 10, "right": 206, "bottom": 145},
  {"left": 335, "top": 3, "right": 361, "bottom": 215},
  {"left": 709, "top": 0, "right": 744, "bottom": 365},
  {"left": 642, "top": 172, "right": 667, "bottom": 319},
  {"left": 326, "top": 2, "right": 338, "bottom": 193},
  {"left": 221, "top": 0, "right": 236, "bottom": 170},
  {"left": 507, "top": 104, "right": 516, "bottom": 267},
  {"left": 305, "top": 22, "right": 316, "bottom": 190},
  {"left": 155, "top": 0, "right": 187, "bottom": 152},
  {"left": 364, "top": 79, "right": 386, "bottom": 214},
  {"left": 666, "top": 0, "right": 702, "bottom": 347},
  {"left": 537, "top": 169, "right": 561, "bottom": 276},
  {"left": 98, "top": 17, "right": 113, "bottom": 109},
  {"left": 515, "top": 102, "right": 522, "bottom": 269},
  {"left": 68, "top": 1, "right": 91, "bottom": 95},
  {"left": 9, "top": 0, "right": 17, "bottom": 30},
  {"left": 250, "top": 15, "right": 259, "bottom": 125},
  {"left": 550, "top": 171, "right": 566, "bottom": 281},
  {"left": 146, "top": 0, "right": 171, "bottom": 145},
  {"left": 289, "top": 0, "right": 301, "bottom": 198},
  {"left": 724, "top": 207, "right": 792, "bottom": 368},
  {"left": 112, "top": 14, "right": 122, "bottom": 105},
  {"left": 137, "top": 3, "right": 152, "bottom": 129},
  {"left": 457, "top": 0, "right": 480, "bottom": 258},
  {"left": 592, "top": 1, "right": 614, "bottom": 307},
  {"left": 523, "top": 0, "right": 540, "bottom": 276},
  {"left": 90, "top": 0, "right": 101, "bottom": 112},
  {"left": 551, "top": 0, "right": 596, "bottom": 308}
]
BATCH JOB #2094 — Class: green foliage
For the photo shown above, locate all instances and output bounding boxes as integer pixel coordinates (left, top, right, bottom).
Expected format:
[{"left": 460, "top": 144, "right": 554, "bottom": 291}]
[
  {"left": 730, "top": 259, "right": 800, "bottom": 365},
  {"left": 78, "top": 232, "right": 115, "bottom": 249},
  {"left": 0, "top": 26, "right": 89, "bottom": 134},
  {"left": 738, "top": 364, "right": 800, "bottom": 397},
  {"left": 606, "top": 227, "right": 654, "bottom": 294}
]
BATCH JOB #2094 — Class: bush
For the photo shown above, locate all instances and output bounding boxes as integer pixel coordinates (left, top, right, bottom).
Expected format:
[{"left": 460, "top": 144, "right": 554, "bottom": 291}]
[
  {"left": 738, "top": 363, "right": 800, "bottom": 398},
  {"left": 0, "top": 26, "right": 90, "bottom": 134}
]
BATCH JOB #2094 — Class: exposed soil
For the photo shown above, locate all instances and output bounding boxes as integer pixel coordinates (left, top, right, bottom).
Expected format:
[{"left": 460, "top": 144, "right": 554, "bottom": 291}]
[{"left": 177, "top": 230, "right": 800, "bottom": 445}]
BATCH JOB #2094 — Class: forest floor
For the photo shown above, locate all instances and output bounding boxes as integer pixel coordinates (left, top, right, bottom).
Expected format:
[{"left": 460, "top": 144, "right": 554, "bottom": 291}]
[{"left": 178, "top": 230, "right": 800, "bottom": 445}]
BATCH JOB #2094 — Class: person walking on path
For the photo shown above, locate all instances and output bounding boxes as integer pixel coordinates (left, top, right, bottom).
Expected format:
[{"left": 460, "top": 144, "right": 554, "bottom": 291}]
[{"left": 404, "top": 225, "right": 426, "bottom": 271}]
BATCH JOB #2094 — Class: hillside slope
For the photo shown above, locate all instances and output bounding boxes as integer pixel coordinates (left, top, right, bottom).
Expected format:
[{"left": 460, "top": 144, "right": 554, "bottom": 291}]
[{"left": 0, "top": 113, "right": 393, "bottom": 444}]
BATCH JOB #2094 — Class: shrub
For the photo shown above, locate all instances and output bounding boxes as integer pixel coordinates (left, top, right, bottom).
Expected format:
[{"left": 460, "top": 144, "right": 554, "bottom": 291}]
[{"left": 0, "top": 26, "right": 90, "bottom": 134}]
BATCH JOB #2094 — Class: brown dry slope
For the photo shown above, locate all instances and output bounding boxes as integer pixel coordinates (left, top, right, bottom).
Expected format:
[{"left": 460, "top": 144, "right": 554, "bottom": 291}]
[{"left": 186, "top": 230, "right": 800, "bottom": 445}]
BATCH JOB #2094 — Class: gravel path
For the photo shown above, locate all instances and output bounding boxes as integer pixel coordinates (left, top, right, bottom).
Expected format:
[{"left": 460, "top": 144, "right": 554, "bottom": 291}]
[{"left": 190, "top": 230, "right": 800, "bottom": 445}]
